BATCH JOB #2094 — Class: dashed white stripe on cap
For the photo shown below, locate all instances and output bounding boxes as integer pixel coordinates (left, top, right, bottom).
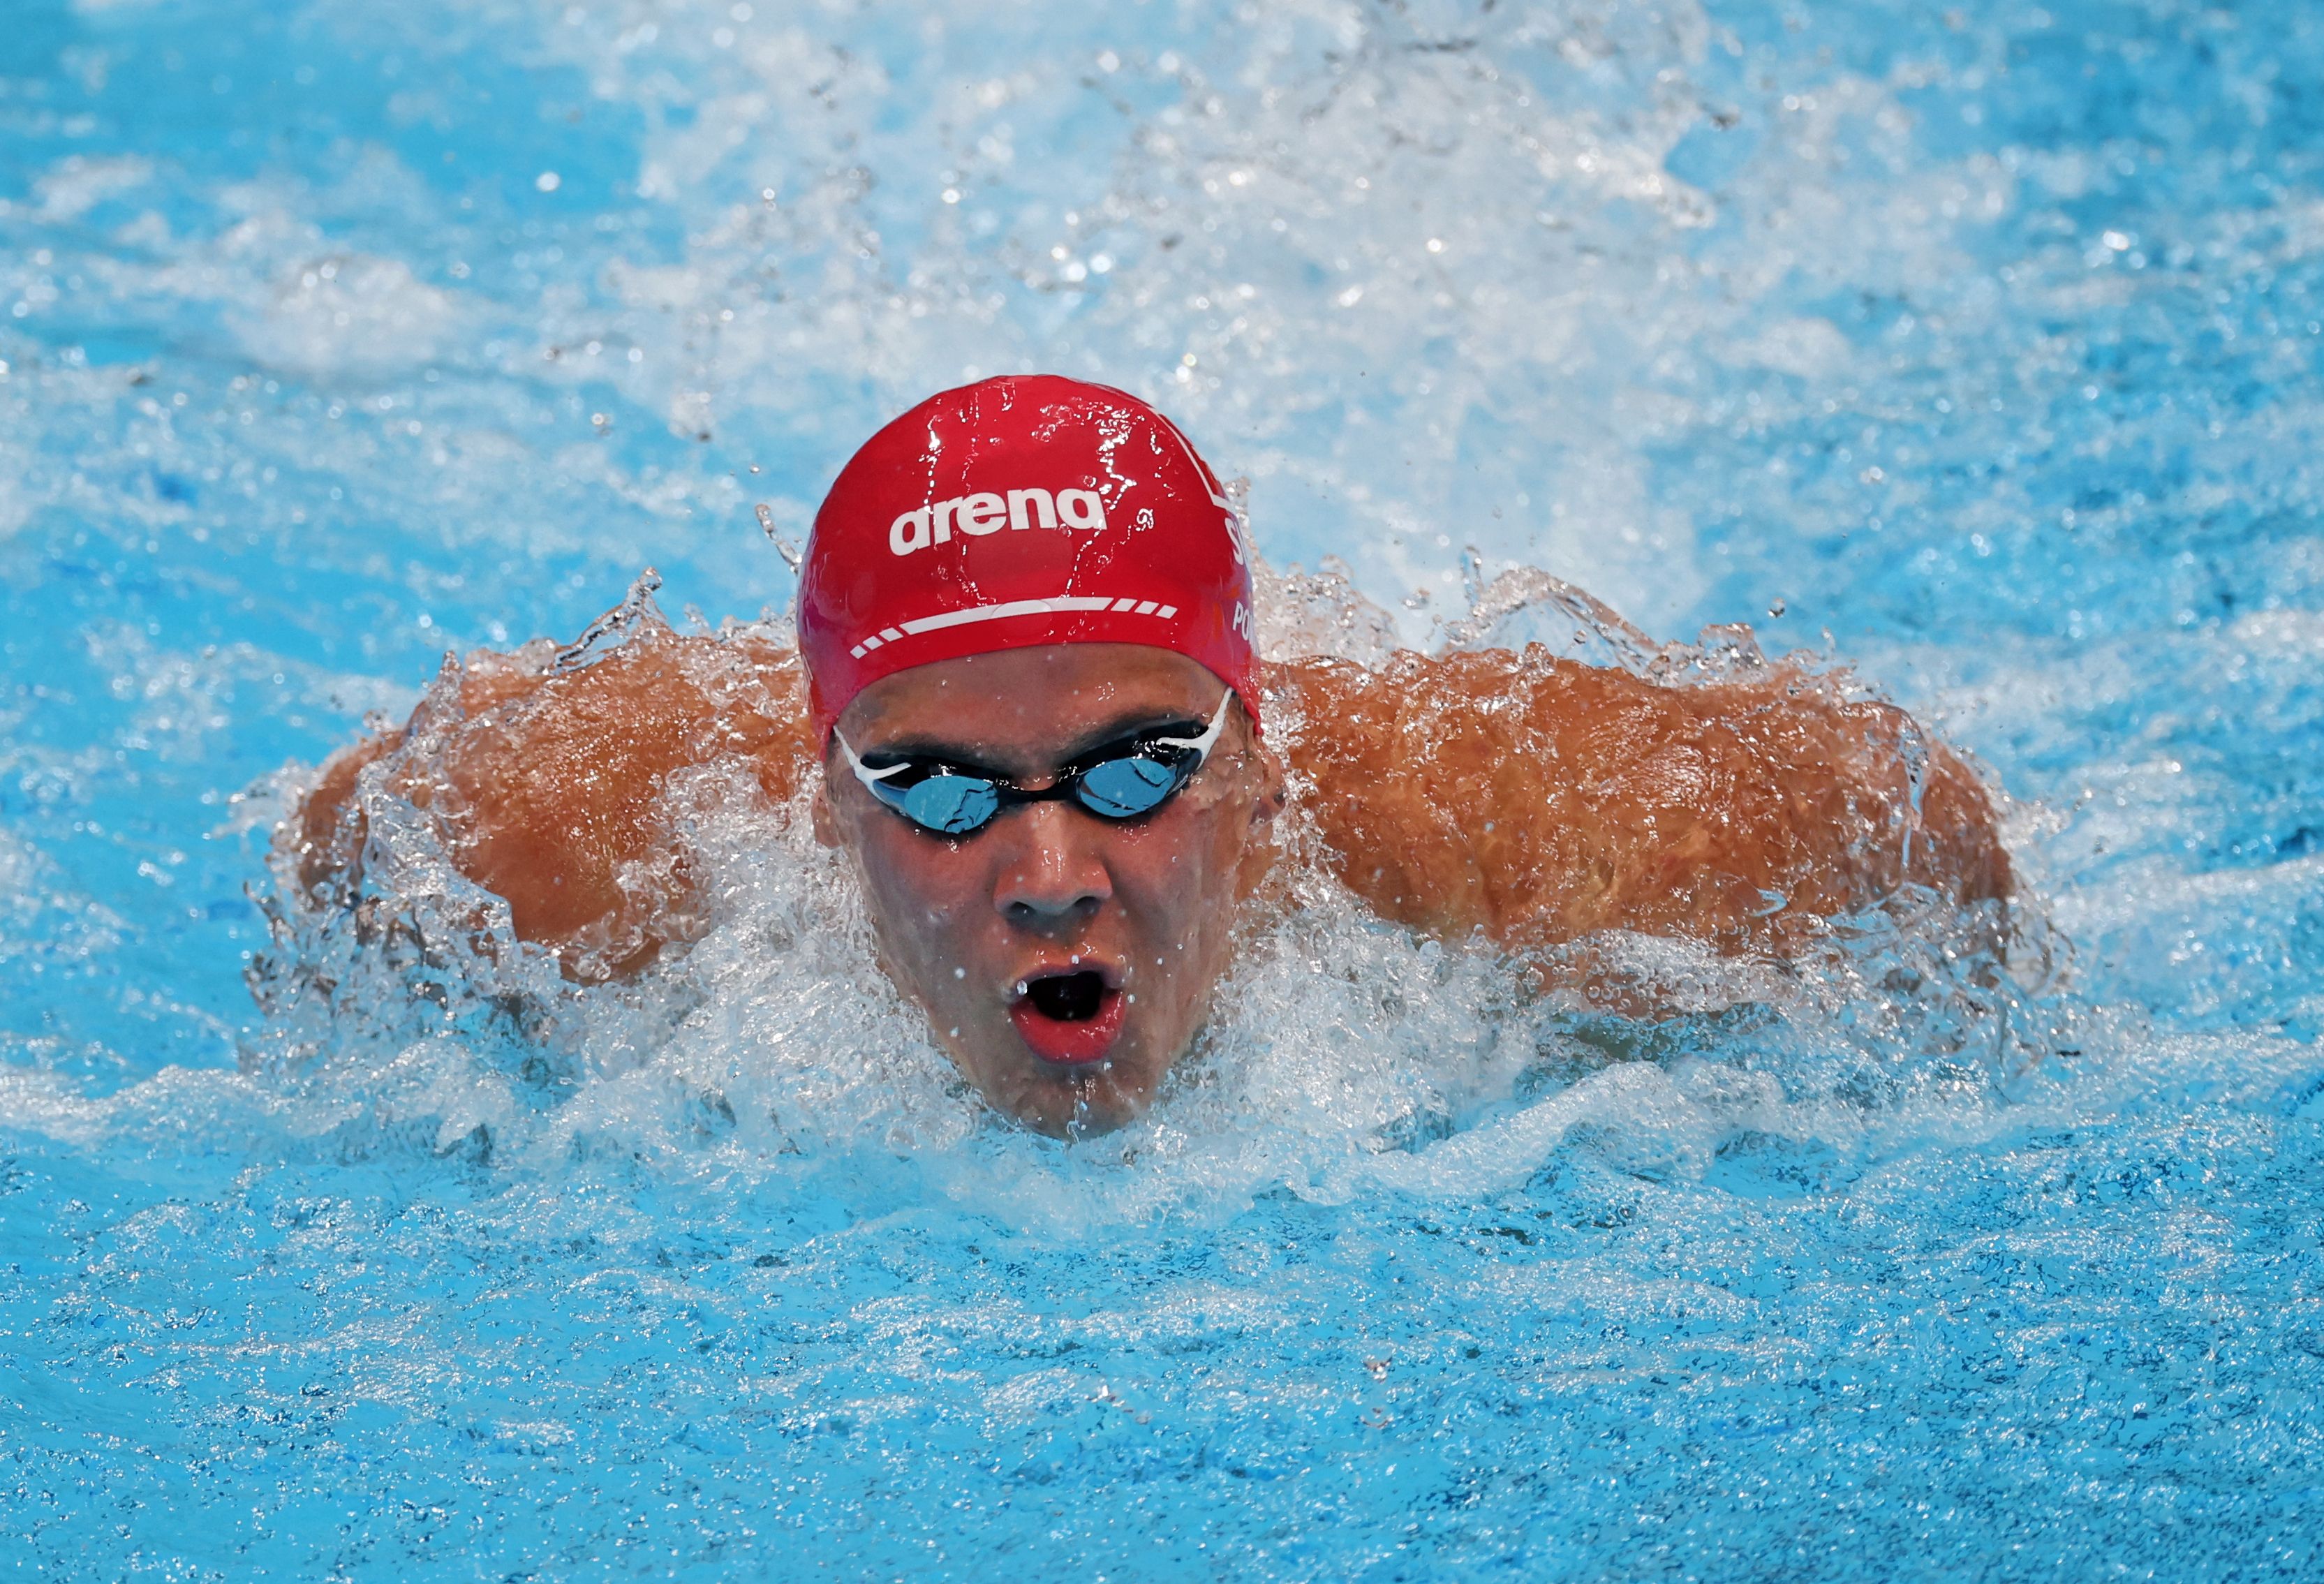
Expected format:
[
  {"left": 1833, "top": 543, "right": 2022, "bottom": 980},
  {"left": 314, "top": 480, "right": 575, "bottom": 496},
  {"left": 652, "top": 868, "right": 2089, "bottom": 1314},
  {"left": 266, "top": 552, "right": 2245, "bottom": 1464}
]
[
  {"left": 850, "top": 594, "right": 1179, "bottom": 659},
  {"left": 899, "top": 595, "right": 1119, "bottom": 636}
]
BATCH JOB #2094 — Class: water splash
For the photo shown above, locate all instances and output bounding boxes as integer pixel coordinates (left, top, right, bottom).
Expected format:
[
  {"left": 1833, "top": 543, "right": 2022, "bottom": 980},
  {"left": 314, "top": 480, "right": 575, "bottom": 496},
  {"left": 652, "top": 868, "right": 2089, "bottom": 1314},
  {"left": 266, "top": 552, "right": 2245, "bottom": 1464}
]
[
  {"left": 214, "top": 564, "right": 2057, "bottom": 1246},
  {"left": 7, "top": 0, "right": 2324, "bottom": 1574}
]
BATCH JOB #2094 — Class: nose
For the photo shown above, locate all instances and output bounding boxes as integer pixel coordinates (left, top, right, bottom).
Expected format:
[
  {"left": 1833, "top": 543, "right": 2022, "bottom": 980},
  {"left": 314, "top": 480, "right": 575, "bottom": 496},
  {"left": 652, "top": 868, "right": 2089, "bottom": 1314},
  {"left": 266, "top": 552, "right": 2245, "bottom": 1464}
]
[{"left": 991, "top": 800, "right": 1113, "bottom": 928}]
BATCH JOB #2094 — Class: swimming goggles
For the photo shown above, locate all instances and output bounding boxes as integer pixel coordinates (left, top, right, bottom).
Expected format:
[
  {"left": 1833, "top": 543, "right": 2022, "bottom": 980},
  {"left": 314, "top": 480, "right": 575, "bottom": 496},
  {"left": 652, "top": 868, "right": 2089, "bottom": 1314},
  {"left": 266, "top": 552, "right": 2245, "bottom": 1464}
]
[{"left": 834, "top": 691, "right": 1234, "bottom": 838}]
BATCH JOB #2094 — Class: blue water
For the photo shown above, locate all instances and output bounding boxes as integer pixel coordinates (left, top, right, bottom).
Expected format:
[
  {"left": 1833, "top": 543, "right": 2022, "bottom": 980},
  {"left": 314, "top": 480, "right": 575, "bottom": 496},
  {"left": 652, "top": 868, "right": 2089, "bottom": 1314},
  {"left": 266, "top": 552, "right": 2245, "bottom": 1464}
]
[{"left": 6, "top": 0, "right": 2324, "bottom": 1576}]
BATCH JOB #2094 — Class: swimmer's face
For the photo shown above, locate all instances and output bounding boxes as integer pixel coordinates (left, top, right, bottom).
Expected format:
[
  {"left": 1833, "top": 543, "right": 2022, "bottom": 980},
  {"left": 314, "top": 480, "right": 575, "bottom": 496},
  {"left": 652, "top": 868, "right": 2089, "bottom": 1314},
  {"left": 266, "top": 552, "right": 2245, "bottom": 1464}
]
[{"left": 813, "top": 644, "right": 1282, "bottom": 1137}]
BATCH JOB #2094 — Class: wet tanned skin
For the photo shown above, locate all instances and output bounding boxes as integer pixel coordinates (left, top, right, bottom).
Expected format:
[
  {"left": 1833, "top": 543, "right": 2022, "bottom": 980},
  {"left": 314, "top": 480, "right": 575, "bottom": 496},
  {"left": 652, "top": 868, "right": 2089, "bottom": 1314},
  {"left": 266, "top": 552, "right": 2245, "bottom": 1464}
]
[
  {"left": 1268, "top": 651, "right": 2010, "bottom": 962},
  {"left": 815, "top": 646, "right": 1282, "bottom": 1136},
  {"left": 293, "top": 633, "right": 817, "bottom": 978},
  {"left": 288, "top": 626, "right": 2010, "bottom": 1132}
]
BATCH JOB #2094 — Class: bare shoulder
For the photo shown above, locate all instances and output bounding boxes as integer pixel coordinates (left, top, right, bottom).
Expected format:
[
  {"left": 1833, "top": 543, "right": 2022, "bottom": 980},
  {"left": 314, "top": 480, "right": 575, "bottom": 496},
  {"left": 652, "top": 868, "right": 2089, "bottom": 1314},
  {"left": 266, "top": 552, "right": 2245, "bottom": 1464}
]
[
  {"left": 1259, "top": 645, "right": 2008, "bottom": 956},
  {"left": 286, "top": 622, "right": 815, "bottom": 976}
]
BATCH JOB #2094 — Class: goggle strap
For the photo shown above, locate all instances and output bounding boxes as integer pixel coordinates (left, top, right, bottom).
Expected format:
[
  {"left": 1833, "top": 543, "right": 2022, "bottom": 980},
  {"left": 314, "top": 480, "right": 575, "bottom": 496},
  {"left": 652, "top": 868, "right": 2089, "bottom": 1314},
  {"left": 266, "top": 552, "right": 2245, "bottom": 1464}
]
[
  {"left": 833, "top": 730, "right": 910, "bottom": 794},
  {"left": 1146, "top": 690, "right": 1235, "bottom": 761}
]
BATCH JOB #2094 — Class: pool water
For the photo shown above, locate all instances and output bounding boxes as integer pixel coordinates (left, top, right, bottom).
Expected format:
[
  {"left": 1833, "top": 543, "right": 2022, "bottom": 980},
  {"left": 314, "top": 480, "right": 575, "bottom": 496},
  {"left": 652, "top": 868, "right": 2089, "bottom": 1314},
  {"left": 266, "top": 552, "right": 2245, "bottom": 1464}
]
[{"left": 5, "top": 0, "right": 2323, "bottom": 1576}]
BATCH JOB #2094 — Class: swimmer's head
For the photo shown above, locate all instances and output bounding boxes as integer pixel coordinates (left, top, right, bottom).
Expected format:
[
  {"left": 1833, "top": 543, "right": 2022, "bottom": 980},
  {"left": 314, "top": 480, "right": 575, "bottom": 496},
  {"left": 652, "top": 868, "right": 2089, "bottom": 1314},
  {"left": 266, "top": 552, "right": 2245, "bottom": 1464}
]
[
  {"left": 796, "top": 374, "right": 1259, "bottom": 737},
  {"left": 797, "top": 378, "right": 1281, "bottom": 1137}
]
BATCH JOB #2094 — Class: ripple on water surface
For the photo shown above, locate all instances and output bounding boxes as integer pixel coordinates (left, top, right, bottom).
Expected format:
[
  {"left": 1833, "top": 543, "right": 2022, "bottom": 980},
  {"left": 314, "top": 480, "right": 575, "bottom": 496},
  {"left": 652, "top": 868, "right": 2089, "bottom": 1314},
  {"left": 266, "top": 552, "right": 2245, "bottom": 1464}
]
[{"left": 3, "top": 0, "right": 2324, "bottom": 1576}]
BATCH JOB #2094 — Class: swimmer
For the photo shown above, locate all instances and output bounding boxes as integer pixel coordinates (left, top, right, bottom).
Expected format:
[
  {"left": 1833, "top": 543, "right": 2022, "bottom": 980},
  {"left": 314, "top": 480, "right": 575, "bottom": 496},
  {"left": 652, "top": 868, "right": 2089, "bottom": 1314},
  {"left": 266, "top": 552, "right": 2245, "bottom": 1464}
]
[{"left": 286, "top": 376, "right": 2010, "bottom": 1136}]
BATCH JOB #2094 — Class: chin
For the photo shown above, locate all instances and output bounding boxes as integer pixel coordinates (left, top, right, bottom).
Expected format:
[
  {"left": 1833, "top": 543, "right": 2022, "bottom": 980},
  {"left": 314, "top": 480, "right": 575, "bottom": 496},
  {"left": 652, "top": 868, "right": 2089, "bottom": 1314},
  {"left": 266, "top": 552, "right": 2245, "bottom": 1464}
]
[{"left": 978, "top": 1049, "right": 1170, "bottom": 1139}]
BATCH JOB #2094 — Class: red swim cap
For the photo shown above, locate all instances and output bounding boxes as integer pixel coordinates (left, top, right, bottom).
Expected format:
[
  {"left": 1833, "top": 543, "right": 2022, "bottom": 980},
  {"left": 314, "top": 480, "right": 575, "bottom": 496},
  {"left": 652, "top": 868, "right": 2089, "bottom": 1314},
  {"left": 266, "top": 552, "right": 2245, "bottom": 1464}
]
[{"left": 796, "top": 375, "right": 1257, "bottom": 739}]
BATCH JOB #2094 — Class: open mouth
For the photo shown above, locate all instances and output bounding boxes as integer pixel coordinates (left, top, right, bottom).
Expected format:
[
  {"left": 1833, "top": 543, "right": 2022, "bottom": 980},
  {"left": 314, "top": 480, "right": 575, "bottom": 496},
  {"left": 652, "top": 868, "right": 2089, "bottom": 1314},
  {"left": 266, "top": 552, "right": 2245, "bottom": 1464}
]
[{"left": 1008, "top": 968, "right": 1127, "bottom": 1067}]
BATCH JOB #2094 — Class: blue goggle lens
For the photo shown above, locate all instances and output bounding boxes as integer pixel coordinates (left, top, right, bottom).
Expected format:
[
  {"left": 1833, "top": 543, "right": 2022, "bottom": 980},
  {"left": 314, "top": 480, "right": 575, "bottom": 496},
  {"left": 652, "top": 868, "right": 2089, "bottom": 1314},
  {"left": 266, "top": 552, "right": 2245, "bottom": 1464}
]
[
  {"left": 1075, "top": 755, "right": 1182, "bottom": 818},
  {"left": 888, "top": 774, "right": 1002, "bottom": 836}
]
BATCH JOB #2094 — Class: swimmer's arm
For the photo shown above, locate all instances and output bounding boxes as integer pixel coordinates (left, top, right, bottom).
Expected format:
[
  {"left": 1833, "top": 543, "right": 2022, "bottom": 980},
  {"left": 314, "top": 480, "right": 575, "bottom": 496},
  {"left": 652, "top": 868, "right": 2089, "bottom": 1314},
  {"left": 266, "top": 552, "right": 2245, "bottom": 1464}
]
[
  {"left": 1266, "top": 648, "right": 2009, "bottom": 961},
  {"left": 287, "top": 628, "right": 815, "bottom": 977}
]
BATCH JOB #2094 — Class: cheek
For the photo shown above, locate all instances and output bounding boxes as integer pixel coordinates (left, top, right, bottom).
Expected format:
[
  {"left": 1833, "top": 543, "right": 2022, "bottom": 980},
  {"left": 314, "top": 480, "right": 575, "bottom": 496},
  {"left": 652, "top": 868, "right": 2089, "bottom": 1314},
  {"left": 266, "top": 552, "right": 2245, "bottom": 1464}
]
[
  {"left": 851, "top": 825, "right": 991, "bottom": 970},
  {"left": 1110, "top": 805, "right": 1249, "bottom": 938}
]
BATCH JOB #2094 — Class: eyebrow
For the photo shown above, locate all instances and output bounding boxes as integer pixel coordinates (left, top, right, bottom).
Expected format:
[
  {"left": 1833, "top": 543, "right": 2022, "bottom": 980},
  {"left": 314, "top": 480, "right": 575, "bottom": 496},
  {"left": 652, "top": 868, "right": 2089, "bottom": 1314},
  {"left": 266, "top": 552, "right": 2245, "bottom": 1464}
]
[{"left": 859, "top": 708, "right": 1208, "bottom": 776}]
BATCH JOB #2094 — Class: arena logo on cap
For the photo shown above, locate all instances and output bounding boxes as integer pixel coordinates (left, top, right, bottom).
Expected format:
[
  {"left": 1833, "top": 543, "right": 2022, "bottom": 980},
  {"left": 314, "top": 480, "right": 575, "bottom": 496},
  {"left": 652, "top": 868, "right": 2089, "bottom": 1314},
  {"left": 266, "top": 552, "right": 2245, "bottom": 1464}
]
[{"left": 889, "top": 487, "right": 1106, "bottom": 556}]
